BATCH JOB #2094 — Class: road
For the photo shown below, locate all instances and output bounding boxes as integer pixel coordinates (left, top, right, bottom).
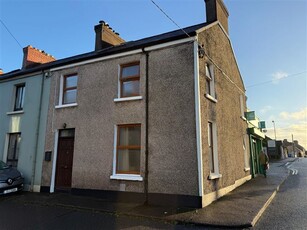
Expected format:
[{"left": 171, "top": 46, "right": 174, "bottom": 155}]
[
  {"left": 254, "top": 158, "right": 307, "bottom": 230},
  {"left": 0, "top": 195, "right": 212, "bottom": 230}
]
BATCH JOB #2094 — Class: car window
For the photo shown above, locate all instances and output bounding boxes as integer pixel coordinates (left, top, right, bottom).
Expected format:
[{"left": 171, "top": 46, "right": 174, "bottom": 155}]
[{"left": 0, "top": 161, "right": 9, "bottom": 170}]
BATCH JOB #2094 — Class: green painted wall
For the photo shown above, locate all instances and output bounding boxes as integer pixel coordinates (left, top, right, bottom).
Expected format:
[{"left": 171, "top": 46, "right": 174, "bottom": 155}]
[{"left": 0, "top": 74, "right": 50, "bottom": 191}]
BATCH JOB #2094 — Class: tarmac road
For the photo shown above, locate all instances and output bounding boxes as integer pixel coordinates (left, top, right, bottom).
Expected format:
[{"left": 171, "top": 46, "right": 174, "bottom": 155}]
[
  {"left": 253, "top": 158, "right": 307, "bottom": 230},
  {"left": 0, "top": 195, "right": 214, "bottom": 230}
]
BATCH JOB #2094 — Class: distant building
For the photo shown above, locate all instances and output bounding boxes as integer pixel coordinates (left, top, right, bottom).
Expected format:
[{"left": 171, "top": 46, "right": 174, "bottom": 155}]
[{"left": 282, "top": 139, "right": 306, "bottom": 157}]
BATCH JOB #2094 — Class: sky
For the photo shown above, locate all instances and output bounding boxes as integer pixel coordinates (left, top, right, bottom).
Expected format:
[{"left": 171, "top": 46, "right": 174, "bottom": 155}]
[{"left": 0, "top": 0, "right": 306, "bottom": 147}]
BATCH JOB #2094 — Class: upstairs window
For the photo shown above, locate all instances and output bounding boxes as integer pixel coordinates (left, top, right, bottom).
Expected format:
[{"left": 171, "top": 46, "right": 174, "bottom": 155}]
[
  {"left": 62, "top": 74, "right": 78, "bottom": 105},
  {"left": 205, "top": 63, "right": 216, "bottom": 101},
  {"left": 120, "top": 63, "right": 140, "bottom": 98},
  {"left": 14, "top": 84, "right": 25, "bottom": 111}
]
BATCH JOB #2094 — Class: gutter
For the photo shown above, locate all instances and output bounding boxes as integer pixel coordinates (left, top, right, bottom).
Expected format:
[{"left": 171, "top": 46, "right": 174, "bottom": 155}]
[
  {"left": 142, "top": 48, "right": 149, "bottom": 204},
  {"left": 193, "top": 39, "right": 204, "bottom": 198}
]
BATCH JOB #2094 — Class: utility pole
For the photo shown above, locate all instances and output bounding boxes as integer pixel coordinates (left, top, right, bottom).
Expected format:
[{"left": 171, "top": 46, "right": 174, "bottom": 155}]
[
  {"left": 272, "top": 120, "right": 277, "bottom": 140},
  {"left": 292, "top": 134, "right": 295, "bottom": 157},
  {"left": 272, "top": 120, "right": 277, "bottom": 158}
]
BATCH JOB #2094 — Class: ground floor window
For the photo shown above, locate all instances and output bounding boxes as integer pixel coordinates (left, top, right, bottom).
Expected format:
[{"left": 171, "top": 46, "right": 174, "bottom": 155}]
[
  {"left": 7, "top": 133, "right": 21, "bottom": 167},
  {"left": 208, "top": 121, "right": 221, "bottom": 179},
  {"left": 116, "top": 124, "right": 141, "bottom": 174}
]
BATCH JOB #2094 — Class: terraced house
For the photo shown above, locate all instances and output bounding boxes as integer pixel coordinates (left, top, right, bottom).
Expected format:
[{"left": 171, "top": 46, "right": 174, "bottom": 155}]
[
  {"left": 0, "top": 46, "right": 55, "bottom": 191},
  {"left": 1, "top": 0, "right": 251, "bottom": 208}
]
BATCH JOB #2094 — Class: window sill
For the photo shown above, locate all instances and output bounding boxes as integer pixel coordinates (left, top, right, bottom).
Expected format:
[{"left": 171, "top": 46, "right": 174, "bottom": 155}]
[
  {"left": 114, "top": 96, "right": 143, "bottom": 102},
  {"left": 7, "top": 111, "right": 24, "bottom": 115},
  {"left": 240, "top": 116, "right": 247, "bottom": 121},
  {"left": 110, "top": 174, "right": 143, "bottom": 181},
  {"left": 55, "top": 103, "right": 78, "bottom": 109},
  {"left": 205, "top": 94, "right": 217, "bottom": 103},
  {"left": 208, "top": 173, "right": 222, "bottom": 180},
  {"left": 244, "top": 167, "right": 250, "bottom": 172}
]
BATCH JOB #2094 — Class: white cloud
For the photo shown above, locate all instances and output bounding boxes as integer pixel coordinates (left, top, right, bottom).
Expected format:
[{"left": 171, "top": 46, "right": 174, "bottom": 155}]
[
  {"left": 279, "top": 108, "right": 307, "bottom": 120},
  {"left": 260, "top": 105, "right": 273, "bottom": 115},
  {"left": 266, "top": 108, "right": 307, "bottom": 148},
  {"left": 271, "top": 71, "right": 288, "bottom": 84}
]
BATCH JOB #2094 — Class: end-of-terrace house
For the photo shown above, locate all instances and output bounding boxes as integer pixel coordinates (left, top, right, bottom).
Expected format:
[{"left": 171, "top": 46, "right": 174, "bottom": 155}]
[
  {"left": 38, "top": 0, "right": 251, "bottom": 208},
  {"left": 0, "top": 46, "right": 55, "bottom": 191}
]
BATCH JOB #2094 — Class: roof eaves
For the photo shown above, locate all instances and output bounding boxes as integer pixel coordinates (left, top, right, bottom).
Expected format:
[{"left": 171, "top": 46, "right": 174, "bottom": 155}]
[{"left": 0, "top": 22, "right": 208, "bottom": 80}]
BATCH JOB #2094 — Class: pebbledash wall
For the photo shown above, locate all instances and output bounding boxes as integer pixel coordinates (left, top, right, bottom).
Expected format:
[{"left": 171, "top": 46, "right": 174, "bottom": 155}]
[
  {"left": 41, "top": 41, "right": 201, "bottom": 206},
  {"left": 198, "top": 23, "right": 251, "bottom": 206}
]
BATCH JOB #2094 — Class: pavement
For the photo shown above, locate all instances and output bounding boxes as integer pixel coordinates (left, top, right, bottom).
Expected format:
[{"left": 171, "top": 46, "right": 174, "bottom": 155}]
[{"left": 3, "top": 158, "right": 296, "bottom": 229}]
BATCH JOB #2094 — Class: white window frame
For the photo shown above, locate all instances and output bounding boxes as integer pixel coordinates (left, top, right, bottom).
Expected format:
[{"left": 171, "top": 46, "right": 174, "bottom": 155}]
[
  {"left": 55, "top": 74, "right": 78, "bottom": 109},
  {"left": 110, "top": 125, "right": 143, "bottom": 181},
  {"left": 208, "top": 121, "right": 222, "bottom": 179},
  {"left": 205, "top": 63, "right": 217, "bottom": 103},
  {"left": 114, "top": 63, "right": 143, "bottom": 102}
]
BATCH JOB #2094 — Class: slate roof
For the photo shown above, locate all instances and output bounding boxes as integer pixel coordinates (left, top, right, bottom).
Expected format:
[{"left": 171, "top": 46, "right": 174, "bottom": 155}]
[{"left": 0, "top": 22, "right": 209, "bottom": 80}]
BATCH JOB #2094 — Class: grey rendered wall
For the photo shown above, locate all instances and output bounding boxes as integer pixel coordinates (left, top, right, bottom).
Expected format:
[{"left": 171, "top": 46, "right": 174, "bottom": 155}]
[
  {"left": 197, "top": 24, "right": 250, "bottom": 195},
  {"left": 0, "top": 74, "right": 49, "bottom": 189}
]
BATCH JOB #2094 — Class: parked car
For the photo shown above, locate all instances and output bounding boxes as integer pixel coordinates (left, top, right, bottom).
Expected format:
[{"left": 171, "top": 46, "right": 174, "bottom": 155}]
[{"left": 0, "top": 161, "right": 24, "bottom": 195}]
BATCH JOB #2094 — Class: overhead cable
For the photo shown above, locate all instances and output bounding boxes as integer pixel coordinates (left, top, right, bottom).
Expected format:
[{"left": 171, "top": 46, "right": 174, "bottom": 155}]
[
  {"left": 149, "top": 0, "right": 191, "bottom": 38},
  {"left": 0, "top": 18, "right": 23, "bottom": 49}
]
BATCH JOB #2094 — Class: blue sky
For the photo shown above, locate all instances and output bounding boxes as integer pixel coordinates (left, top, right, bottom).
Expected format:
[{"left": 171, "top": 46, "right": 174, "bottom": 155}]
[{"left": 1, "top": 0, "right": 306, "bottom": 147}]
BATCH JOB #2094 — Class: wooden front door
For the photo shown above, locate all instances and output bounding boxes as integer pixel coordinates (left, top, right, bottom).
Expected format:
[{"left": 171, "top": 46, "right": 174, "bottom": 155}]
[{"left": 55, "top": 129, "right": 75, "bottom": 190}]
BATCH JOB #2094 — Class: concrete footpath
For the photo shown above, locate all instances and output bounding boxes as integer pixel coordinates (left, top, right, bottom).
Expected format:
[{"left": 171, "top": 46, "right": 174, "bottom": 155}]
[{"left": 4, "top": 159, "right": 295, "bottom": 228}]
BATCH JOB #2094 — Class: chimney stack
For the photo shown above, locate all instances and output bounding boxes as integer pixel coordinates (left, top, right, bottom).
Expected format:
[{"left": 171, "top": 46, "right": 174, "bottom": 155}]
[
  {"left": 22, "top": 45, "right": 56, "bottom": 69},
  {"left": 94, "top": 21, "right": 125, "bottom": 51},
  {"left": 205, "top": 0, "right": 229, "bottom": 34},
  {"left": 0, "top": 68, "right": 3, "bottom": 75}
]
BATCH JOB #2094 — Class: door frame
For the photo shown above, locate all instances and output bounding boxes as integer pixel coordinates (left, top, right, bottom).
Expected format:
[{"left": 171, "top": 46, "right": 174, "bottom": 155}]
[
  {"left": 50, "top": 130, "right": 59, "bottom": 193},
  {"left": 50, "top": 129, "right": 75, "bottom": 193}
]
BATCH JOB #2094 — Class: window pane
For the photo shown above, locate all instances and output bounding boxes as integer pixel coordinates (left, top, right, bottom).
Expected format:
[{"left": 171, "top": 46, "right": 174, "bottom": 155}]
[
  {"left": 60, "top": 129, "right": 75, "bottom": 137},
  {"left": 63, "top": 89, "right": 77, "bottom": 104},
  {"left": 7, "top": 133, "right": 21, "bottom": 167},
  {"left": 117, "top": 149, "right": 140, "bottom": 173},
  {"left": 206, "top": 64, "right": 212, "bottom": 79},
  {"left": 14, "top": 85, "right": 25, "bottom": 111},
  {"left": 65, "top": 75, "right": 78, "bottom": 88},
  {"left": 209, "top": 147, "right": 214, "bottom": 173},
  {"left": 122, "top": 80, "right": 140, "bottom": 97},
  {"left": 119, "top": 126, "right": 141, "bottom": 146},
  {"left": 206, "top": 79, "right": 211, "bottom": 95},
  {"left": 122, "top": 65, "right": 139, "bottom": 79}
]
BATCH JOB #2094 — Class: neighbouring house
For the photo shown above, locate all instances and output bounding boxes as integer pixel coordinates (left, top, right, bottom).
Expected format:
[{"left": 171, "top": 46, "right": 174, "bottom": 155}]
[
  {"left": 265, "top": 136, "right": 284, "bottom": 159},
  {"left": 246, "top": 111, "right": 267, "bottom": 177},
  {"left": 0, "top": 46, "right": 55, "bottom": 191},
  {"left": 38, "top": 0, "right": 250, "bottom": 208}
]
